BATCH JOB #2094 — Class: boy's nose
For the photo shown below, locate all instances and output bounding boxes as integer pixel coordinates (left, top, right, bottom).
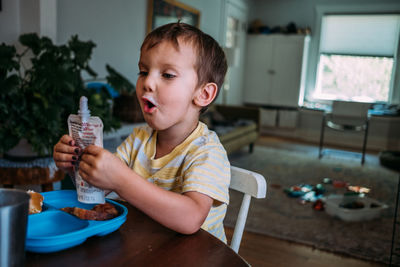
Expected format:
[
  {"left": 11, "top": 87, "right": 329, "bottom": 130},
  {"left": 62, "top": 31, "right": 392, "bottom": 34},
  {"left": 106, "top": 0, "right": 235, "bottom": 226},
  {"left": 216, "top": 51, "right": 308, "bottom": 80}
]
[{"left": 142, "top": 74, "right": 156, "bottom": 92}]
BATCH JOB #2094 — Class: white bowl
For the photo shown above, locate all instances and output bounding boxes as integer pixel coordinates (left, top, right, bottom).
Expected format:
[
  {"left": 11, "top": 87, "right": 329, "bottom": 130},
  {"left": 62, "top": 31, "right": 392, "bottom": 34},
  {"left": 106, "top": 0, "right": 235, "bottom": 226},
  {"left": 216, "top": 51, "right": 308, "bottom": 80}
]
[{"left": 323, "top": 194, "right": 388, "bottom": 222}]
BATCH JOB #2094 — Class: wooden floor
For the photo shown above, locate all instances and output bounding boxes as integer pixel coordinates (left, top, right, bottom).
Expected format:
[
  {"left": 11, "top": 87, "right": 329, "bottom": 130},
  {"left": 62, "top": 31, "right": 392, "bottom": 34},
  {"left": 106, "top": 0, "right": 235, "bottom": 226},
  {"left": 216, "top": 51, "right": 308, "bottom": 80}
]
[
  {"left": 224, "top": 135, "right": 386, "bottom": 267},
  {"left": 225, "top": 227, "right": 385, "bottom": 267}
]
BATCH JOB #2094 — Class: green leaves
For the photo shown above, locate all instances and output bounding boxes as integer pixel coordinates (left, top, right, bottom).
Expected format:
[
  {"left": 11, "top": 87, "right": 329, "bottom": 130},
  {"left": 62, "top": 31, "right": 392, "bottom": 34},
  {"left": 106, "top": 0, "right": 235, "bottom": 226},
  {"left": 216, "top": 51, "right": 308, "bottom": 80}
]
[
  {"left": 0, "top": 44, "right": 19, "bottom": 72},
  {"left": 0, "top": 33, "right": 123, "bottom": 156},
  {"left": 106, "top": 64, "right": 135, "bottom": 95},
  {"left": 19, "top": 33, "right": 42, "bottom": 55},
  {"left": 69, "top": 35, "right": 96, "bottom": 70}
]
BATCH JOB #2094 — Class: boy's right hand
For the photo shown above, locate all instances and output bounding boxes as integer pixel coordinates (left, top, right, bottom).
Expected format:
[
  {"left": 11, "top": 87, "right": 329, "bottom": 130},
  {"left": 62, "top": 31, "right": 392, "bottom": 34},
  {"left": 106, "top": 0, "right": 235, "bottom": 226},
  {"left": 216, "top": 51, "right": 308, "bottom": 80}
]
[{"left": 53, "top": 135, "right": 80, "bottom": 173}]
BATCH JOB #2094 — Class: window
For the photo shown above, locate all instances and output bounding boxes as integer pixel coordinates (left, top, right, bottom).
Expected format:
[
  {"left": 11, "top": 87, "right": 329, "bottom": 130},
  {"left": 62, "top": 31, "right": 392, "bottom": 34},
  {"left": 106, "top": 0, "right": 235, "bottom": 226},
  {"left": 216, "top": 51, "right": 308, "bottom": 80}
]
[{"left": 305, "top": 14, "right": 400, "bottom": 107}]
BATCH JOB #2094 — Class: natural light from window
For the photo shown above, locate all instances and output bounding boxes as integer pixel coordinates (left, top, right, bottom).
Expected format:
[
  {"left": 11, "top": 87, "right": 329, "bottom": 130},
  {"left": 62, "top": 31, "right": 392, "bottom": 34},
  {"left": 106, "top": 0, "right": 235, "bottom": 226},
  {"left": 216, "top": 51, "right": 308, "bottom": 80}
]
[
  {"left": 304, "top": 14, "right": 400, "bottom": 108},
  {"left": 314, "top": 54, "right": 393, "bottom": 102}
]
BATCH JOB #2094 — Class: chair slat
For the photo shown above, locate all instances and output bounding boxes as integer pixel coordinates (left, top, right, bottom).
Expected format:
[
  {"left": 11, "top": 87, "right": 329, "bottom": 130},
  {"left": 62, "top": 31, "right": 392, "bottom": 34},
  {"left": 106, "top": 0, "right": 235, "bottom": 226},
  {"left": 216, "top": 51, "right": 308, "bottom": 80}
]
[
  {"left": 230, "top": 166, "right": 267, "bottom": 198},
  {"left": 228, "top": 166, "right": 267, "bottom": 253}
]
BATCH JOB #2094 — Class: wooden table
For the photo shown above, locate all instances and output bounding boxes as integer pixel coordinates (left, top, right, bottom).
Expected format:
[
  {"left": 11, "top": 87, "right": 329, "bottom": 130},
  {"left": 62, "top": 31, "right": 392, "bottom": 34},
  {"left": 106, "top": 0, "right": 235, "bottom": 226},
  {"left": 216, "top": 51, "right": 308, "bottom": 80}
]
[{"left": 26, "top": 202, "right": 248, "bottom": 266}]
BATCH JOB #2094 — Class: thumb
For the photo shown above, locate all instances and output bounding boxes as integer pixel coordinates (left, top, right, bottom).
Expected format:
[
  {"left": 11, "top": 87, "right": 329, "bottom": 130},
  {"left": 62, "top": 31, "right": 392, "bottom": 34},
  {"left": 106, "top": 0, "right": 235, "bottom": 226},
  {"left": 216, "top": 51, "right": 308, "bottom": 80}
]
[{"left": 84, "top": 145, "right": 102, "bottom": 155}]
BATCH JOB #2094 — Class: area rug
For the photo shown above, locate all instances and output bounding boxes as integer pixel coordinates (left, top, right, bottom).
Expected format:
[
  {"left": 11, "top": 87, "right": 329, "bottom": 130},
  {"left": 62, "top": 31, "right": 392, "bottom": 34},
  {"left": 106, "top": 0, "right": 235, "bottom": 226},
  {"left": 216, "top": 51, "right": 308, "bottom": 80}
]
[{"left": 224, "top": 145, "right": 399, "bottom": 264}]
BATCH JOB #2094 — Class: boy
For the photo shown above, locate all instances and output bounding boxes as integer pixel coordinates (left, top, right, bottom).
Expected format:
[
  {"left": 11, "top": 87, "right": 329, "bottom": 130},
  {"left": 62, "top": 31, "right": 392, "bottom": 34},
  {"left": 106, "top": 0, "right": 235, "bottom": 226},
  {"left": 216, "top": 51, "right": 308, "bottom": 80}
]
[{"left": 53, "top": 22, "right": 230, "bottom": 242}]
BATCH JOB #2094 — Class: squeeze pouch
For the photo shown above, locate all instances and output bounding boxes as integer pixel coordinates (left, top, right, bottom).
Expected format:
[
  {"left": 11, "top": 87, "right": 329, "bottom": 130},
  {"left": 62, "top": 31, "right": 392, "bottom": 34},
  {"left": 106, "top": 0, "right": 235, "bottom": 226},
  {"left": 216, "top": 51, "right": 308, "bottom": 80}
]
[{"left": 68, "top": 96, "right": 105, "bottom": 204}]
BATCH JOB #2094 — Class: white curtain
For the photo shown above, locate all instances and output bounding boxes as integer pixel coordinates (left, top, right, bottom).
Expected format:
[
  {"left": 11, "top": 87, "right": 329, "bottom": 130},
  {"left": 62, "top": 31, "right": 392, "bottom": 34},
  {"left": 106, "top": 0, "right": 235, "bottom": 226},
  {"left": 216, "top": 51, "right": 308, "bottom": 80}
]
[{"left": 319, "top": 14, "right": 400, "bottom": 57}]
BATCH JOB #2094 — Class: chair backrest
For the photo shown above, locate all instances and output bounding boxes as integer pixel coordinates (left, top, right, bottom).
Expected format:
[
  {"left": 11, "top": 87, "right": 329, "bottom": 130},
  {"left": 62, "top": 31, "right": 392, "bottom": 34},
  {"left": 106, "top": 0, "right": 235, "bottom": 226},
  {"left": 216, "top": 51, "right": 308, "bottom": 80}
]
[
  {"left": 331, "top": 100, "right": 371, "bottom": 119},
  {"left": 229, "top": 166, "right": 267, "bottom": 253}
]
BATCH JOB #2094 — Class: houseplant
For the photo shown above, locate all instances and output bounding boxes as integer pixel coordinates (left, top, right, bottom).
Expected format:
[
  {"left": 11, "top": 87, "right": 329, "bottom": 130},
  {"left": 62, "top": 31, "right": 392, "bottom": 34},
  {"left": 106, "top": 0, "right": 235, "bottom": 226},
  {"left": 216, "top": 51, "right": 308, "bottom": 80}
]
[{"left": 0, "top": 33, "right": 135, "bottom": 158}]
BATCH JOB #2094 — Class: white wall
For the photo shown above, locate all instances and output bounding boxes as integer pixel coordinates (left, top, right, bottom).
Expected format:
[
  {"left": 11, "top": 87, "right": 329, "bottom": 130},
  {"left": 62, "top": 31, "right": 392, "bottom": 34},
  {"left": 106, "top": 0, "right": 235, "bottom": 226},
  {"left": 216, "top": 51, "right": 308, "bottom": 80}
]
[
  {"left": 19, "top": 0, "right": 40, "bottom": 36},
  {"left": 248, "top": 0, "right": 400, "bottom": 30},
  {"left": 1, "top": 0, "right": 225, "bottom": 86},
  {"left": 56, "top": 0, "right": 225, "bottom": 84},
  {"left": 0, "top": 0, "right": 45, "bottom": 44},
  {"left": 57, "top": 0, "right": 148, "bottom": 82},
  {"left": 0, "top": 0, "right": 20, "bottom": 44}
]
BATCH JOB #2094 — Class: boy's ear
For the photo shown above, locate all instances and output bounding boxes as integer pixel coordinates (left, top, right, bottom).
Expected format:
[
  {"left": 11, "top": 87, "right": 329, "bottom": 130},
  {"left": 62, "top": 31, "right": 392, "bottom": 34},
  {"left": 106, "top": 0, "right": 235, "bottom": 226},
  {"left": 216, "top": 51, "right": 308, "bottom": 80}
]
[{"left": 193, "top": 82, "right": 218, "bottom": 107}]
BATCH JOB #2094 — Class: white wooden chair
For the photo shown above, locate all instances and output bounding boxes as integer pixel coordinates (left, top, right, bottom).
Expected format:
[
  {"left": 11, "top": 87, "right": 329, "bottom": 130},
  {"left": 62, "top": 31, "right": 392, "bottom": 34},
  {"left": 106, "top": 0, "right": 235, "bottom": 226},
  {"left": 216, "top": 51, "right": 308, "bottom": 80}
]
[{"left": 229, "top": 166, "right": 267, "bottom": 253}]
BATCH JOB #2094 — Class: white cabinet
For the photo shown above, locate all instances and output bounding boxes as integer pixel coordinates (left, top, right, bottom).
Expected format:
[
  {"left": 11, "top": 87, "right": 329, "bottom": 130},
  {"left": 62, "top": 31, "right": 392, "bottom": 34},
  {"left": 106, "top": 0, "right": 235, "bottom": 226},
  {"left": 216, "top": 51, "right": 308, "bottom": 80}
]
[{"left": 243, "top": 34, "right": 310, "bottom": 107}]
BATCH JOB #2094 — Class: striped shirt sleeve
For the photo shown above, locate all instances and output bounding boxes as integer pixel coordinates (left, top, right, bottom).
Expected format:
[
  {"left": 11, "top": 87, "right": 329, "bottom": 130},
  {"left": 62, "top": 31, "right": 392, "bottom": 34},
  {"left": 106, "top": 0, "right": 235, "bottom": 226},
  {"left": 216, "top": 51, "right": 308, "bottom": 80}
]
[
  {"left": 115, "top": 126, "right": 150, "bottom": 166},
  {"left": 181, "top": 140, "right": 230, "bottom": 205}
]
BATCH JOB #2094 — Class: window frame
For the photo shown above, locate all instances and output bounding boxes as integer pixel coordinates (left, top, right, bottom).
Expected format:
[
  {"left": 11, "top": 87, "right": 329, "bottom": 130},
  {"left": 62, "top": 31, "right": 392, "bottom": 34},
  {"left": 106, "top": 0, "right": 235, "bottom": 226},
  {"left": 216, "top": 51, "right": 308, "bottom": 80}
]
[{"left": 302, "top": 4, "right": 400, "bottom": 107}]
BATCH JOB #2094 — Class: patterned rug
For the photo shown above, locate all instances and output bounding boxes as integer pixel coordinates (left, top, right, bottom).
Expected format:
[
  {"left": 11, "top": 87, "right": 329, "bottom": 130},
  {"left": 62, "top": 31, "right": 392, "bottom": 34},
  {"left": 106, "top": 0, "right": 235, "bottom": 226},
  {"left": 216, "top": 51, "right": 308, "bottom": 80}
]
[{"left": 224, "top": 145, "right": 399, "bottom": 264}]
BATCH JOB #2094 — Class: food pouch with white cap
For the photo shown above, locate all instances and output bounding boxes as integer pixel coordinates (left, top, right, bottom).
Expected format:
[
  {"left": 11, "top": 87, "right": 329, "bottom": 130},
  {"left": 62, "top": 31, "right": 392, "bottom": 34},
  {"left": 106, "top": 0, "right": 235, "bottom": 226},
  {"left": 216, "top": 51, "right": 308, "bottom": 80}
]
[{"left": 68, "top": 96, "right": 105, "bottom": 204}]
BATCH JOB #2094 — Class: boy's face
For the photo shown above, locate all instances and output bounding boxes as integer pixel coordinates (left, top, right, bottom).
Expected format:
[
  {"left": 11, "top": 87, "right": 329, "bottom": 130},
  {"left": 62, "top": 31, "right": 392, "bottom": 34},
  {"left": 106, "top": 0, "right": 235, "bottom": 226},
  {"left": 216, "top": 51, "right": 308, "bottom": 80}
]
[{"left": 136, "top": 38, "right": 201, "bottom": 132}]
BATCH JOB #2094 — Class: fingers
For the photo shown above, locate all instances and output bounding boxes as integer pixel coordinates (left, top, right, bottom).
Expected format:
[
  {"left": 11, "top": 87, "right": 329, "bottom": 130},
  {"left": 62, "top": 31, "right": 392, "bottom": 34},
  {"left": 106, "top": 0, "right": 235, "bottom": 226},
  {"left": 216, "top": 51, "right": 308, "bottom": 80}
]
[
  {"left": 54, "top": 143, "right": 80, "bottom": 157},
  {"left": 78, "top": 147, "right": 125, "bottom": 191},
  {"left": 81, "top": 145, "right": 109, "bottom": 167},
  {"left": 79, "top": 159, "right": 100, "bottom": 187},
  {"left": 60, "top": 135, "right": 74, "bottom": 146},
  {"left": 53, "top": 135, "right": 81, "bottom": 171},
  {"left": 54, "top": 143, "right": 80, "bottom": 161},
  {"left": 81, "top": 144, "right": 106, "bottom": 163},
  {"left": 54, "top": 135, "right": 81, "bottom": 154},
  {"left": 84, "top": 145, "right": 102, "bottom": 155},
  {"left": 78, "top": 160, "right": 90, "bottom": 180},
  {"left": 80, "top": 152, "right": 97, "bottom": 168},
  {"left": 56, "top": 162, "right": 75, "bottom": 172}
]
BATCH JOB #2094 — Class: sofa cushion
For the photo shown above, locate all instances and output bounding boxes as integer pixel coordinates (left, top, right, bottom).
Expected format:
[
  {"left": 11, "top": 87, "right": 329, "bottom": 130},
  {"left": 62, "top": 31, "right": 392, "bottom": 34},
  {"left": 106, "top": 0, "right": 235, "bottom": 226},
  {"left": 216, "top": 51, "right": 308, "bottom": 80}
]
[
  {"left": 217, "top": 123, "right": 257, "bottom": 143},
  {"left": 200, "top": 104, "right": 260, "bottom": 154},
  {"left": 222, "top": 131, "right": 258, "bottom": 154}
]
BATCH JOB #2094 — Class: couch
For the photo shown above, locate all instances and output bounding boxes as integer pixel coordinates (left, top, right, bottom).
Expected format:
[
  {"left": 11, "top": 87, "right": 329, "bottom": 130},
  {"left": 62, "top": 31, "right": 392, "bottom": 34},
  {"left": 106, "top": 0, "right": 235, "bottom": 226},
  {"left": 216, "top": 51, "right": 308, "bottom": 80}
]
[{"left": 200, "top": 105, "right": 261, "bottom": 154}]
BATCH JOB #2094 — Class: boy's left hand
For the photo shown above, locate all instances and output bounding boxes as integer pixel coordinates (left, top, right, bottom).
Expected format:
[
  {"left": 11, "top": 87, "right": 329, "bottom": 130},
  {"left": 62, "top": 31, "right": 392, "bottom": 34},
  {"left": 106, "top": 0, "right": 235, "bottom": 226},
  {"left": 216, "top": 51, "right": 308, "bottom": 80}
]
[{"left": 79, "top": 145, "right": 127, "bottom": 191}]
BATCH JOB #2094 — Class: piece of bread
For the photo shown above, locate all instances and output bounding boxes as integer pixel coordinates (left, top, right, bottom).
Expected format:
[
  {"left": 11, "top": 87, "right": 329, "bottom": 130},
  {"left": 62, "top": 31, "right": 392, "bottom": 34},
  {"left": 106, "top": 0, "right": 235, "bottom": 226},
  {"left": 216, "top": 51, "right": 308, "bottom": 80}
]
[{"left": 27, "top": 190, "right": 44, "bottom": 214}]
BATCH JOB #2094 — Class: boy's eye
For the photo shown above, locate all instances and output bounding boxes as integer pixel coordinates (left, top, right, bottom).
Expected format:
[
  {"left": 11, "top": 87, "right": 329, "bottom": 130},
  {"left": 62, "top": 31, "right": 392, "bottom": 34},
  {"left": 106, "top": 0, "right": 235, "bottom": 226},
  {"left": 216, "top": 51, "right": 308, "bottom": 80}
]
[
  {"left": 162, "top": 73, "right": 176, "bottom": 79},
  {"left": 138, "top": 71, "right": 148, "bottom": 76}
]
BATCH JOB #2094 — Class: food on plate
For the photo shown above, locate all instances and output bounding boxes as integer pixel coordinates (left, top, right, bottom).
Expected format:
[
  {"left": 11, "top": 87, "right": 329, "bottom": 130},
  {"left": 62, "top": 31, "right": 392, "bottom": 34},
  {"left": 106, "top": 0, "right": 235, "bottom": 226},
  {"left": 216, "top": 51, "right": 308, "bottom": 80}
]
[
  {"left": 61, "top": 203, "right": 118, "bottom": 221},
  {"left": 27, "top": 190, "right": 44, "bottom": 214}
]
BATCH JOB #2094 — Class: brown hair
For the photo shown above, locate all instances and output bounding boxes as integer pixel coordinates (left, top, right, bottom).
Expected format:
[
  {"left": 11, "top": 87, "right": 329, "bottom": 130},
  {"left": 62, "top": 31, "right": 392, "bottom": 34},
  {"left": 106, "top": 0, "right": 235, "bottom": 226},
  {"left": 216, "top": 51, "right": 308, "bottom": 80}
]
[{"left": 141, "top": 22, "right": 227, "bottom": 113}]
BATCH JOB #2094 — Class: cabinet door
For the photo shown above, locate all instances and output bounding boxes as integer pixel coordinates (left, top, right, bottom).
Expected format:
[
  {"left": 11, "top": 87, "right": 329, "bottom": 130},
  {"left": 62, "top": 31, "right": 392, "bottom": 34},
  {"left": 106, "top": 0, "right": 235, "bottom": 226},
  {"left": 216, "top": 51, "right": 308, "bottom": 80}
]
[
  {"left": 270, "top": 36, "right": 305, "bottom": 107},
  {"left": 243, "top": 35, "right": 273, "bottom": 104}
]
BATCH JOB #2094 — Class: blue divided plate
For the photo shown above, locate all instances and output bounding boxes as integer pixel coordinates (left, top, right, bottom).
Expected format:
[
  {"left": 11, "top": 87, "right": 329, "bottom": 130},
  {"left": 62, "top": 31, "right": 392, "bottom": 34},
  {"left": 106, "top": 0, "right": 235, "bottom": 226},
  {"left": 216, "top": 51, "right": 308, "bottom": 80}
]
[{"left": 26, "top": 190, "right": 128, "bottom": 253}]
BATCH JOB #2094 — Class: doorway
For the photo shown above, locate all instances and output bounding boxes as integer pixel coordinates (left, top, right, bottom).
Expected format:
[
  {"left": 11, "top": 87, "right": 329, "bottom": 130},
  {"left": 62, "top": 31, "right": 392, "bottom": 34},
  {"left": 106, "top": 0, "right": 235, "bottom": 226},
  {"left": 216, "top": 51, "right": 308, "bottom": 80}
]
[{"left": 223, "top": 1, "right": 247, "bottom": 105}]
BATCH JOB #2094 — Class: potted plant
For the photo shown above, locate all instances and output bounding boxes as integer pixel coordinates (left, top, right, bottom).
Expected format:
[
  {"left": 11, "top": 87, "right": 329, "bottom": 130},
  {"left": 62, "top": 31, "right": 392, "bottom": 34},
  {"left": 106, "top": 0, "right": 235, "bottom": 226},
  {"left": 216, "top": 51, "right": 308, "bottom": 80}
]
[{"left": 0, "top": 33, "right": 134, "bottom": 159}]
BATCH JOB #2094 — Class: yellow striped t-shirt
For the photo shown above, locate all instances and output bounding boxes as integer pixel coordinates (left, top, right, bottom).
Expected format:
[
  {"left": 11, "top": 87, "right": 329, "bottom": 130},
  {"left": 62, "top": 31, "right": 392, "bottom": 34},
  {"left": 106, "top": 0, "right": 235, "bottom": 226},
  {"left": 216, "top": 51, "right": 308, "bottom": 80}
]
[{"left": 115, "top": 122, "right": 230, "bottom": 242}]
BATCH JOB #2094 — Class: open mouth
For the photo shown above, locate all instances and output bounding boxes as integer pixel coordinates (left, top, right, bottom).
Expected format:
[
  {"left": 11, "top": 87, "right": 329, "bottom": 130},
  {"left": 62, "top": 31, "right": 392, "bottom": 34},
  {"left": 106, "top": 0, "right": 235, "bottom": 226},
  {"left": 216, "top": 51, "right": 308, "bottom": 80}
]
[{"left": 142, "top": 97, "right": 157, "bottom": 113}]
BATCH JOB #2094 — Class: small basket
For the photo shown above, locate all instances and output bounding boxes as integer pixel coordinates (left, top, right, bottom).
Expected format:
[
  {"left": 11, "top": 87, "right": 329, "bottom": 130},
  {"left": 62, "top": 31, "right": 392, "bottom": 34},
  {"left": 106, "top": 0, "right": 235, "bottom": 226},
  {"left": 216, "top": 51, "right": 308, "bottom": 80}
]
[{"left": 324, "top": 194, "right": 388, "bottom": 222}]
